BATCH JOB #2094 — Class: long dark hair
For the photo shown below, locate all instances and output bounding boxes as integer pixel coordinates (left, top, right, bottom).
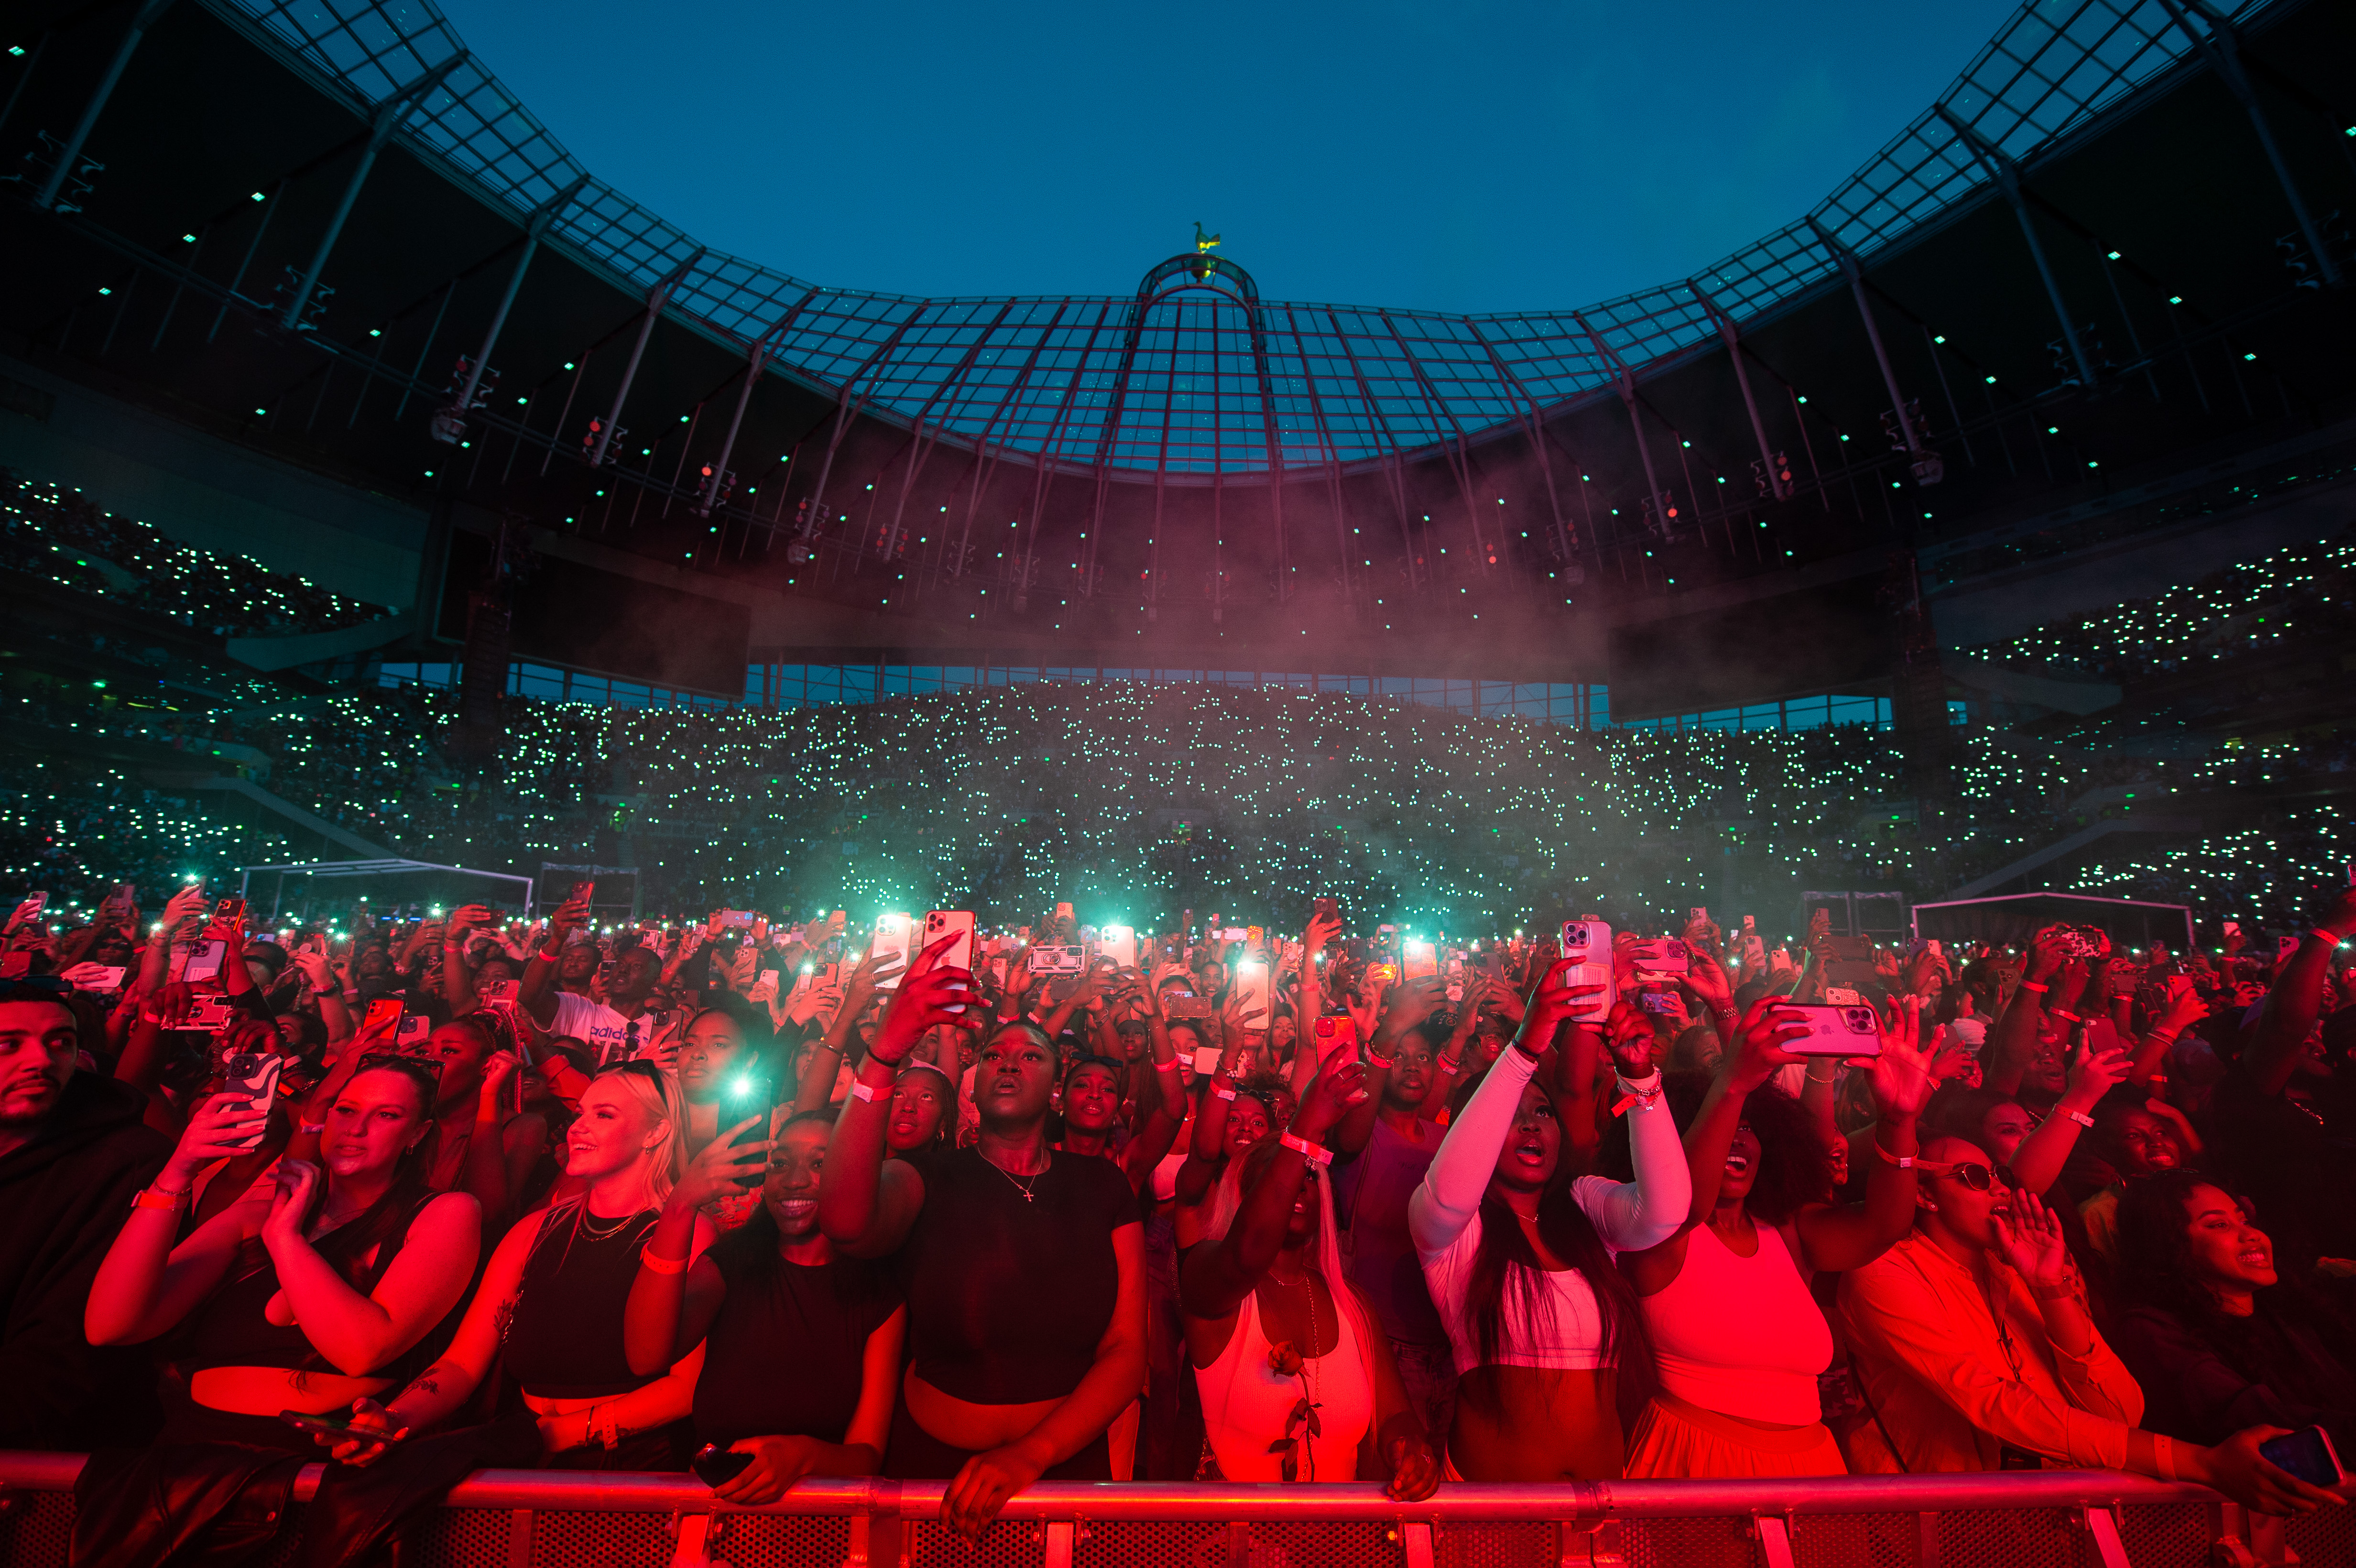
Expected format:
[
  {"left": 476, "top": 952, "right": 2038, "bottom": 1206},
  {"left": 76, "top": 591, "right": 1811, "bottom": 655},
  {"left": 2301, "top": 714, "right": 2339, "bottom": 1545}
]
[
  {"left": 2114, "top": 1170, "right": 2356, "bottom": 1405},
  {"left": 1462, "top": 1079, "right": 1652, "bottom": 1419},
  {"left": 1651, "top": 1070, "right": 1830, "bottom": 1225}
]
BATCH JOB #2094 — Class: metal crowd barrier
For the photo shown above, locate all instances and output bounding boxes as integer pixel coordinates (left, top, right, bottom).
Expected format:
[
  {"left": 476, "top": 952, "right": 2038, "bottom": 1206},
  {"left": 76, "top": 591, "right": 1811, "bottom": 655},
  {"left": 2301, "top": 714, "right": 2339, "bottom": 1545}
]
[{"left": 0, "top": 1453, "right": 2345, "bottom": 1567}]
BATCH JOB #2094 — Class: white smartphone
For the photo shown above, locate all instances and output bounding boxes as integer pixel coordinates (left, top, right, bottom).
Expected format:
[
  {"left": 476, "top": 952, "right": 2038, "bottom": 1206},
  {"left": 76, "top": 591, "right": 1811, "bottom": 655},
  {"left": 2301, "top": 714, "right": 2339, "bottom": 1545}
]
[
  {"left": 1626, "top": 938, "right": 1690, "bottom": 984},
  {"left": 183, "top": 939, "right": 229, "bottom": 984},
  {"left": 871, "top": 914, "right": 915, "bottom": 991},
  {"left": 1231, "top": 959, "right": 1271, "bottom": 1027},
  {"left": 1097, "top": 924, "right": 1138, "bottom": 970},
  {"left": 1558, "top": 920, "right": 1614, "bottom": 1021}
]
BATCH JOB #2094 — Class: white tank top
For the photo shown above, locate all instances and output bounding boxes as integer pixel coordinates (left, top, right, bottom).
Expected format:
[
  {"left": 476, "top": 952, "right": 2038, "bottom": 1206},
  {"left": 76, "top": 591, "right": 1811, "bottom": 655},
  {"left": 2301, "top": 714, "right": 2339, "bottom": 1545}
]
[{"left": 1196, "top": 1277, "right": 1375, "bottom": 1482}]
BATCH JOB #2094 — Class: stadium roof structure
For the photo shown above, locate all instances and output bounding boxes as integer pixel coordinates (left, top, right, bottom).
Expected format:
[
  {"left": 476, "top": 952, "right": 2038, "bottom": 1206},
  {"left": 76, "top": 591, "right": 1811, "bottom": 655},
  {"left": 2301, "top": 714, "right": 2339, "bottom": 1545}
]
[
  {"left": 3, "top": 0, "right": 2351, "bottom": 697},
  {"left": 215, "top": 0, "right": 2274, "bottom": 479}
]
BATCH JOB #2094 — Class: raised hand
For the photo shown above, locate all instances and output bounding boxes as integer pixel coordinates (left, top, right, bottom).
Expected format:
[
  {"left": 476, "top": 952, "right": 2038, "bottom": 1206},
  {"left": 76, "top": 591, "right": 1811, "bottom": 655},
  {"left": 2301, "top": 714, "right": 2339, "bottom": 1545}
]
[
  {"left": 261, "top": 1158, "right": 324, "bottom": 1249},
  {"left": 2063, "top": 1034, "right": 2131, "bottom": 1106},
  {"left": 1865, "top": 995, "right": 1938, "bottom": 1118},
  {"left": 1293, "top": 1054, "right": 1368, "bottom": 1140},
  {"left": 1601, "top": 1000, "right": 1658, "bottom": 1080},
  {"left": 673, "top": 1114, "right": 772, "bottom": 1209},
  {"left": 1724, "top": 996, "right": 1809, "bottom": 1089},
  {"left": 869, "top": 932, "right": 976, "bottom": 1067},
  {"left": 1991, "top": 1188, "right": 2071, "bottom": 1290},
  {"left": 164, "top": 1090, "right": 272, "bottom": 1184}
]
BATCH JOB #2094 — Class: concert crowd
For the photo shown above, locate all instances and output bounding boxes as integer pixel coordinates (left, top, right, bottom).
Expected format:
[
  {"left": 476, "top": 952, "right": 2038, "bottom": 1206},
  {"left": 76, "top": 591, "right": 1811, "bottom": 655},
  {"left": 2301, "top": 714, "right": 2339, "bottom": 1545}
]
[{"left": 3, "top": 871, "right": 2354, "bottom": 1563}]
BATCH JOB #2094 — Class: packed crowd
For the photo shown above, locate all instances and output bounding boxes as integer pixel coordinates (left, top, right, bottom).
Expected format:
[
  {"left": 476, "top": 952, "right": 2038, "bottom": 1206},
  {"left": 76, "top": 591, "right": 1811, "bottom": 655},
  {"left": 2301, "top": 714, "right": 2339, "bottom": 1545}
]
[
  {"left": 2, "top": 472, "right": 391, "bottom": 640},
  {"left": 3, "top": 868, "right": 2354, "bottom": 1560}
]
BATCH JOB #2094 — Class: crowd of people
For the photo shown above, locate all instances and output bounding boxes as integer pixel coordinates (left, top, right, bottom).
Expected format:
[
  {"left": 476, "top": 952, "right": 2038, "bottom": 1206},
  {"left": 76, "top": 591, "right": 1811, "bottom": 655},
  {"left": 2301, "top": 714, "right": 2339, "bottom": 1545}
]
[{"left": 3, "top": 867, "right": 2354, "bottom": 1561}]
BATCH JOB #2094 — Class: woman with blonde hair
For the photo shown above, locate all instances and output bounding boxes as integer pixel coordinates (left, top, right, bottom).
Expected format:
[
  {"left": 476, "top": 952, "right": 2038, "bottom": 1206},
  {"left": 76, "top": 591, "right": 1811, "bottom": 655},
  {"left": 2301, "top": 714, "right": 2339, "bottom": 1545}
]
[{"left": 297, "top": 1062, "right": 709, "bottom": 1563}]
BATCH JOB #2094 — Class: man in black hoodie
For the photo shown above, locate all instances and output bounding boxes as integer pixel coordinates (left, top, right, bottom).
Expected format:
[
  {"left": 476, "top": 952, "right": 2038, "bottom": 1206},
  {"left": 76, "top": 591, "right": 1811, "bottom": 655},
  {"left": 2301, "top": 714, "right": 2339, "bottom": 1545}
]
[{"left": 0, "top": 981, "right": 168, "bottom": 1448}]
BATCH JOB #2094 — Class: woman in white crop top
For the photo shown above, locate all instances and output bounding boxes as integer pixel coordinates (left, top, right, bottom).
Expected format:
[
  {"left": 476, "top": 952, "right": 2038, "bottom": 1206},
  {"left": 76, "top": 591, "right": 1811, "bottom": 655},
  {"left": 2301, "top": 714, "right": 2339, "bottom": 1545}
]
[
  {"left": 1620, "top": 994, "right": 1938, "bottom": 1478},
  {"left": 1181, "top": 1057, "right": 1439, "bottom": 1494},
  {"left": 1406, "top": 964, "right": 1689, "bottom": 1480}
]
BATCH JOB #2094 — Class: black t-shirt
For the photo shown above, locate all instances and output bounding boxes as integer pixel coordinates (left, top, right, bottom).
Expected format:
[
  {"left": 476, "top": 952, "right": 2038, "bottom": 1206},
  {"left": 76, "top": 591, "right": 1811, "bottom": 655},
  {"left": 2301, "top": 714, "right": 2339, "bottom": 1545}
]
[
  {"left": 895, "top": 1145, "right": 1134, "bottom": 1405},
  {"left": 693, "top": 1221, "right": 902, "bottom": 1447},
  {"left": 2212, "top": 1061, "right": 2356, "bottom": 1270}
]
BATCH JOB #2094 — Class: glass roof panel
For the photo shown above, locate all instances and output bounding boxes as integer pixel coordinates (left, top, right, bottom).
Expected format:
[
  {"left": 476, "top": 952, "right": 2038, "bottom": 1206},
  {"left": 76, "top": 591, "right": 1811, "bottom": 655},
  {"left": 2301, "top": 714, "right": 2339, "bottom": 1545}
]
[{"left": 210, "top": 0, "right": 2259, "bottom": 476}]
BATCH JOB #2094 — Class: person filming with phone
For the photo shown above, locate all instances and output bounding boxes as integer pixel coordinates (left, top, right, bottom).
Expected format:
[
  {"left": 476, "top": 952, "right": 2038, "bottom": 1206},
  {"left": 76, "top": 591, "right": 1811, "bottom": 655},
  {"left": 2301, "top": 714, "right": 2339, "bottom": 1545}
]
[
  {"left": 819, "top": 933, "right": 1147, "bottom": 1539},
  {"left": 622, "top": 1108, "right": 905, "bottom": 1504},
  {"left": 76, "top": 1055, "right": 479, "bottom": 1567}
]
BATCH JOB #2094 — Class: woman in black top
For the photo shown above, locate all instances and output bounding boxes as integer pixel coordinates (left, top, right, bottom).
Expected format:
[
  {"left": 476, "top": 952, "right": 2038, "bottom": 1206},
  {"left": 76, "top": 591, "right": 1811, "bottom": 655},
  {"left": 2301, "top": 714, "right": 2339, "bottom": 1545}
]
[
  {"left": 77, "top": 1057, "right": 479, "bottom": 1568},
  {"left": 821, "top": 935, "right": 1146, "bottom": 1540},
  {"left": 324, "top": 1060, "right": 705, "bottom": 1470},
  {"left": 2110, "top": 1169, "right": 2356, "bottom": 1451},
  {"left": 624, "top": 1109, "right": 905, "bottom": 1502}
]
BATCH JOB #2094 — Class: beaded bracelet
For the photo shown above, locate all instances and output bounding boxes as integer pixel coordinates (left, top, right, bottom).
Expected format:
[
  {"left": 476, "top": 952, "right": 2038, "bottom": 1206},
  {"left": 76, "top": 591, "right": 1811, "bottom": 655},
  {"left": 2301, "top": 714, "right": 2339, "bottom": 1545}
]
[{"left": 1609, "top": 1071, "right": 1665, "bottom": 1118}]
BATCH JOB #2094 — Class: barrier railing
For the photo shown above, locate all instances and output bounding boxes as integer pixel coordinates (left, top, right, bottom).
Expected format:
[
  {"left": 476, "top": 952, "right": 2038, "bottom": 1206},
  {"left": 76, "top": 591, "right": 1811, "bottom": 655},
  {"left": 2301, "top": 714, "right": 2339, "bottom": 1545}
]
[{"left": 1, "top": 1453, "right": 2345, "bottom": 1568}]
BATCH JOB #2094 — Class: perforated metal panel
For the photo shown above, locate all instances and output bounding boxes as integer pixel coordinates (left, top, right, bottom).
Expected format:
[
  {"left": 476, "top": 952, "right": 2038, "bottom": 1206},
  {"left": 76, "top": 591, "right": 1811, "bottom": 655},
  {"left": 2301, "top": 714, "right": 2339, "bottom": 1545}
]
[
  {"left": 1935, "top": 1506, "right": 2092, "bottom": 1568},
  {"left": 0, "top": 1488, "right": 73, "bottom": 1567},
  {"left": 528, "top": 1507, "right": 676, "bottom": 1568},
  {"left": 1623, "top": 1513, "right": 1762, "bottom": 1568},
  {"left": 1789, "top": 1509, "right": 1918, "bottom": 1568},
  {"left": 903, "top": 1512, "right": 1048, "bottom": 1568}
]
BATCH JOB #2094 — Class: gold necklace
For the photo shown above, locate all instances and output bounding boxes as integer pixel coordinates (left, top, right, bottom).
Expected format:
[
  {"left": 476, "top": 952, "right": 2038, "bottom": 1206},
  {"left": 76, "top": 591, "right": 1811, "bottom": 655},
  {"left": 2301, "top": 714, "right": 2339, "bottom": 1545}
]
[{"left": 984, "top": 1149, "right": 1049, "bottom": 1203}]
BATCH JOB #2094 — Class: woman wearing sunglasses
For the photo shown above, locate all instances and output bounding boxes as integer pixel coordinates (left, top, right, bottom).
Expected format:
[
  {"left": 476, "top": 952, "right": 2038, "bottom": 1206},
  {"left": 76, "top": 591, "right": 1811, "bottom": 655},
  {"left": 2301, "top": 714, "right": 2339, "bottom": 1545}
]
[
  {"left": 76, "top": 1056, "right": 480, "bottom": 1567},
  {"left": 1835, "top": 1134, "right": 2342, "bottom": 1515}
]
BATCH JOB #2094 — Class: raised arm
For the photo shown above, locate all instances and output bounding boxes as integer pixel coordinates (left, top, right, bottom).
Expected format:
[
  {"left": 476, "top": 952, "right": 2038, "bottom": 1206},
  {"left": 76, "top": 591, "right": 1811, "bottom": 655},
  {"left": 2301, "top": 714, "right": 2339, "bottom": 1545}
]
[
  {"left": 1182, "top": 1059, "right": 1364, "bottom": 1322},
  {"left": 623, "top": 1125, "right": 751, "bottom": 1372},
  {"left": 519, "top": 891, "right": 590, "bottom": 1029},
  {"left": 1988, "top": 931, "right": 2069, "bottom": 1097},
  {"left": 1790, "top": 997, "right": 1933, "bottom": 1273},
  {"left": 86, "top": 1093, "right": 272, "bottom": 1346},
  {"left": 2003, "top": 1031, "right": 2128, "bottom": 1197},
  {"left": 818, "top": 934, "right": 971, "bottom": 1256},
  {"left": 2250, "top": 891, "right": 2356, "bottom": 1096},
  {"left": 793, "top": 952, "right": 890, "bottom": 1115}
]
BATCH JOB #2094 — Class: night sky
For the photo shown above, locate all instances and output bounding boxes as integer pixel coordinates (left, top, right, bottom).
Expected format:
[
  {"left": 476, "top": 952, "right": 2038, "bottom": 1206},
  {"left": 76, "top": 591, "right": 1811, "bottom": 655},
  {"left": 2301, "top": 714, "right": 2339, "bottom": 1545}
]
[{"left": 436, "top": 0, "right": 2013, "bottom": 313}]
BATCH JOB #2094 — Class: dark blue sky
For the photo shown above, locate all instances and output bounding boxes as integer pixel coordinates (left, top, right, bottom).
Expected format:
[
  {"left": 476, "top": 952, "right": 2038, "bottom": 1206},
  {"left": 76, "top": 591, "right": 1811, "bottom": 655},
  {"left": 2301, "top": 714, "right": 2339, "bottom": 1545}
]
[{"left": 439, "top": 0, "right": 2013, "bottom": 314}]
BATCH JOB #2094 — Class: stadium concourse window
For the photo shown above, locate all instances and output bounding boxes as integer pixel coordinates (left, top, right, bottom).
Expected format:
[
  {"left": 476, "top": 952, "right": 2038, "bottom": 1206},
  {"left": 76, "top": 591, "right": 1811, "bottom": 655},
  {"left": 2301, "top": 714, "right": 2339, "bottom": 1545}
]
[
  {"left": 742, "top": 664, "right": 1612, "bottom": 727},
  {"left": 377, "top": 659, "right": 1913, "bottom": 735},
  {"left": 1616, "top": 694, "right": 1893, "bottom": 734}
]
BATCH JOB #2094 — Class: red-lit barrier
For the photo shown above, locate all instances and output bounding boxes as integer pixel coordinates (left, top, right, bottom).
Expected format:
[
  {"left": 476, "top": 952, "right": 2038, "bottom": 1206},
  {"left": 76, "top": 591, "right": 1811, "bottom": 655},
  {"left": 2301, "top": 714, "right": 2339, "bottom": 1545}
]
[{"left": 1, "top": 1452, "right": 2345, "bottom": 1567}]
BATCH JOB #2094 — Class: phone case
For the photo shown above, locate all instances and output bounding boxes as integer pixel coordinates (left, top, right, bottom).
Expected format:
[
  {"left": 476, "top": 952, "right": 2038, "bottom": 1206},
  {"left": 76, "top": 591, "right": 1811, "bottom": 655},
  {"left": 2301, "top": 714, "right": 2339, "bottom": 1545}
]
[
  {"left": 1774, "top": 1003, "right": 1884, "bottom": 1056},
  {"left": 923, "top": 910, "right": 978, "bottom": 974},
  {"left": 1626, "top": 939, "right": 1690, "bottom": 984},
  {"left": 220, "top": 1053, "right": 284, "bottom": 1150},
  {"left": 1557, "top": 921, "right": 1614, "bottom": 1021}
]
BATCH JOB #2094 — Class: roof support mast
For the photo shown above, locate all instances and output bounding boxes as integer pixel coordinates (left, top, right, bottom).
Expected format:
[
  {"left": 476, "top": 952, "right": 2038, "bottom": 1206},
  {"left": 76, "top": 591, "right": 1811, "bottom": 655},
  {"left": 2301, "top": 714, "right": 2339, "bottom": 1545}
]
[
  {"left": 1574, "top": 313, "right": 1677, "bottom": 542},
  {"left": 589, "top": 247, "right": 705, "bottom": 467},
  {"left": 1803, "top": 216, "right": 1942, "bottom": 486},
  {"left": 1687, "top": 279, "right": 1788, "bottom": 500},
  {"left": 1928, "top": 108, "right": 2097, "bottom": 394},
  {"left": 280, "top": 51, "right": 469, "bottom": 332},
  {"left": 436, "top": 173, "right": 591, "bottom": 444},
  {"left": 2155, "top": 0, "right": 2337, "bottom": 286},
  {"left": 32, "top": 0, "right": 175, "bottom": 211}
]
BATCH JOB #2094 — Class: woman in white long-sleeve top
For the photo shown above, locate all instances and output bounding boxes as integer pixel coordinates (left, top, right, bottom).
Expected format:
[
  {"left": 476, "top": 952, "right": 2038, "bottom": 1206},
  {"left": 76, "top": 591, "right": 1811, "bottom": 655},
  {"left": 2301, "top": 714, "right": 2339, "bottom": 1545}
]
[{"left": 1407, "top": 963, "right": 1689, "bottom": 1480}]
